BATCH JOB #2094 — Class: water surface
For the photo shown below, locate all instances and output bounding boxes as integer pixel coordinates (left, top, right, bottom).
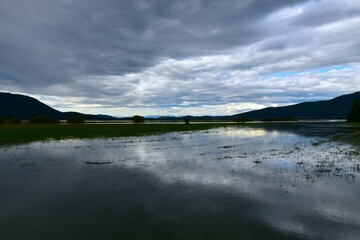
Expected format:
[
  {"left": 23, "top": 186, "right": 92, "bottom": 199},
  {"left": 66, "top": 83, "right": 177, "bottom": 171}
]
[{"left": 1, "top": 123, "right": 360, "bottom": 239}]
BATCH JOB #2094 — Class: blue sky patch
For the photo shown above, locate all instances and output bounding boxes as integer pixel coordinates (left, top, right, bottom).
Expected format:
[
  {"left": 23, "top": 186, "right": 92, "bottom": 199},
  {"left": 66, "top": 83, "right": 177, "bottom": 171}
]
[
  {"left": 276, "top": 71, "right": 300, "bottom": 78},
  {"left": 275, "top": 65, "right": 353, "bottom": 79},
  {"left": 314, "top": 65, "right": 352, "bottom": 73}
]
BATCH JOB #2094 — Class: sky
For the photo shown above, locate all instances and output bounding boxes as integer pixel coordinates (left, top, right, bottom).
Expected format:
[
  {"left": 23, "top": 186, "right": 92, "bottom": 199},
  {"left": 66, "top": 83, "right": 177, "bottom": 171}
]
[{"left": 1, "top": 0, "right": 360, "bottom": 117}]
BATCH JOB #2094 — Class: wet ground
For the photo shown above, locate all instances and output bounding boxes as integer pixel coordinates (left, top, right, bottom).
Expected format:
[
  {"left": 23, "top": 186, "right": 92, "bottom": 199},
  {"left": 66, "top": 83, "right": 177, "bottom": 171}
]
[{"left": 1, "top": 122, "right": 360, "bottom": 239}]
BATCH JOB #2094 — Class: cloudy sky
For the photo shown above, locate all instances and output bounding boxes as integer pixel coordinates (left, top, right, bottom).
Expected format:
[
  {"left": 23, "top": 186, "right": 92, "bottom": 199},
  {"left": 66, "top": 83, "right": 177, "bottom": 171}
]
[{"left": 1, "top": 0, "right": 360, "bottom": 116}]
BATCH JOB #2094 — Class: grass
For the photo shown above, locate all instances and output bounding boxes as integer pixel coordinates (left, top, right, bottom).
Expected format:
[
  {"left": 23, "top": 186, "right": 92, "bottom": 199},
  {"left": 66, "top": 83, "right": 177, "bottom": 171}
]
[
  {"left": 0, "top": 123, "right": 235, "bottom": 145},
  {"left": 1, "top": 121, "right": 360, "bottom": 146}
]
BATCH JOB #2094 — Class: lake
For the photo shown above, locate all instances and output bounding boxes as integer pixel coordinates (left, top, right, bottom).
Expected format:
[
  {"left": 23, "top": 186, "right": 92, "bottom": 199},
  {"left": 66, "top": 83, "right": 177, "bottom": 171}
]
[{"left": 1, "top": 122, "right": 360, "bottom": 239}]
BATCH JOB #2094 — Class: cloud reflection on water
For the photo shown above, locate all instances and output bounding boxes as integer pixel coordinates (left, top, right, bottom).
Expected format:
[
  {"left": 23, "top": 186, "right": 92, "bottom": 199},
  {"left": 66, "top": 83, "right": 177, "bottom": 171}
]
[{"left": 1, "top": 124, "right": 360, "bottom": 239}]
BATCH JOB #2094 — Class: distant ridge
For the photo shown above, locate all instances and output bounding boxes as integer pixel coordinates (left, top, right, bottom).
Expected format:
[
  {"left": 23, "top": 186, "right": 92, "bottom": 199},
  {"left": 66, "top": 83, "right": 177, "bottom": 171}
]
[
  {"left": 1, "top": 91, "right": 359, "bottom": 121},
  {"left": 235, "top": 91, "right": 360, "bottom": 120},
  {"left": 0, "top": 92, "right": 117, "bottom": 120}
]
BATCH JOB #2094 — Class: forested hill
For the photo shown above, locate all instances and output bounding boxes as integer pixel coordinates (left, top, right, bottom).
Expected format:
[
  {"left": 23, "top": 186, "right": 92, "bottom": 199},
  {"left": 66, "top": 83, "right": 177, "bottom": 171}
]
[
  {"left": 2, "top": 91, "right": 359, "bottom": 121},
  {"left": 0, "top": 92, "right": 116, "bottom": 120},
  {"left": 235, "top": 92, "right": 360, "bottom": 120}
]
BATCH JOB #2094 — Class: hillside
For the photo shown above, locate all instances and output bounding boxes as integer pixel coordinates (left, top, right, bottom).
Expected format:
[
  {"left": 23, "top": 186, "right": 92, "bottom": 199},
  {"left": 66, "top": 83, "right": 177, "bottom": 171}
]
[
  {"left": 235, "top": 92, "right": 360, "bottom": 120},
  {"left": 1, "top": 91, "right": 359, "bottom": 121},
  {"left": 0, "top": 92, "right": 116, "bottom": 120}
]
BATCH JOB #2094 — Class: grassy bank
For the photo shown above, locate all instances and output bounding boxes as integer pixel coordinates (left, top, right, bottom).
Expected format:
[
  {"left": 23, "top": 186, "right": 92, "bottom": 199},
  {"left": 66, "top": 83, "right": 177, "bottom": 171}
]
[{"left": 0, "top": 123, "right": 234, "bottom": 145}]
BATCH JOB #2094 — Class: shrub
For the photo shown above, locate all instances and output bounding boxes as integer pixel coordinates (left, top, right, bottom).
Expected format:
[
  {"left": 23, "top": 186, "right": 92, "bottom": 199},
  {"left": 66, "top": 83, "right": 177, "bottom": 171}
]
[
  {"left": 0, "top": 119, "right": 6, "bottom": 124},
  {"left": 233, "top": 116, "right": 252, "bottom": 122},
  {"left": 7, "top": 117, "right": 21, "bottom": 124},
  {"left": 67, "top": 115, "right": 85, "bottom": 123},
  {"left": 261, "top": 118, "right": 280, "bottom": 121},
  {"left": 283, "top": 117, "right": 297, "bottom": 121},
  {"left": 30, "top": 115, "right": 59, "bottom": 124},
  {"left": 347, "top": 99, "right": 360, "bottom": 122},
  {"left": 184, "top": 119, "right": 190, "bottom": 124},
  {"left": 133, "top": 115, "right": 145, "bottom": 123}
]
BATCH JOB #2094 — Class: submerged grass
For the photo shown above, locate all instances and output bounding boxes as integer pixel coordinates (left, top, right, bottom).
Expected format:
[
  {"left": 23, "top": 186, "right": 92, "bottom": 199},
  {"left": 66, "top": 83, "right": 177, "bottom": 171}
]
[{"left": 0, "top": 123, "right": 234, "bottom": 145}]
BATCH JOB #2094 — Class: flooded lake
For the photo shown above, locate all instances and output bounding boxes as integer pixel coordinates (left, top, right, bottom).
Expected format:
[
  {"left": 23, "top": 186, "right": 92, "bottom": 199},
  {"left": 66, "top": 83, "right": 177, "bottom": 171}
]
[{"left": 1, "top": 122, "right": 360, "bottom": 239}]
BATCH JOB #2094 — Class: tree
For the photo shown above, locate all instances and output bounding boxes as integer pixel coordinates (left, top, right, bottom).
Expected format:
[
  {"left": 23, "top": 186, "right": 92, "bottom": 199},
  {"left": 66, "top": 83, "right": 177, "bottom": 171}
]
[
  {"left": 233, "top": 116, "right": 252, "bottom": 122},
  {"left": 347, "top": 99, "right": 360, "bottom": 122},
  {"left": 30, "top": 115, "right": 59, "bottom": 124},
  {"left": 6, "top": 117, "right": 21, "bottom": 124},
  {"left": 67, "top": 115, "right": 85, "bottom": 123},
  {"left": 133, "top": 115, "right": 145, "bottom": 123}
]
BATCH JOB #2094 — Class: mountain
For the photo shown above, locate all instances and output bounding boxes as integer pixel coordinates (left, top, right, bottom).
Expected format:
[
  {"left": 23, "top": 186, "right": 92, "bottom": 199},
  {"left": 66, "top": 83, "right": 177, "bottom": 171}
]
[
  {"left": 0, "top": 92, "right": 117, "bottom": 120},
  {"left": 155, "top": 92, "right": 360, "bottom": 121},
  {"left": 235, "top": 92, "right": 360, "bottom": 120},
  {"left": 2, "top": 91, "right": 359, "bottom": 121}
]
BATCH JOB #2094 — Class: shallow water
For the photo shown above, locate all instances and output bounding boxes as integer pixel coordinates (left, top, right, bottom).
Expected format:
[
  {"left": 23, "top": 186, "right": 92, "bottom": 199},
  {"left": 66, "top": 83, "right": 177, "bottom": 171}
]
[{"left": 1, "top": 123, "right": 360, "bottom": 239}]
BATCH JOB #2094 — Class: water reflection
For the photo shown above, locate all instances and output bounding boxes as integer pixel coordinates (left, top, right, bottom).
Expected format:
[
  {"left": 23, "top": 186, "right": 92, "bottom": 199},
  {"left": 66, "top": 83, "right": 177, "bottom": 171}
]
[{"left": 1, "top": 123, "right": 360, "bottom": 239}]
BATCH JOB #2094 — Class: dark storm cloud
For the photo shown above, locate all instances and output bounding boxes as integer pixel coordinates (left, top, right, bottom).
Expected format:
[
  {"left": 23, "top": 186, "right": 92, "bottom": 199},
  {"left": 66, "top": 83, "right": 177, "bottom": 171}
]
[
  {"left": 292, "top": 0, "right": 360, "bottom": 26},
  {"left": 0, "top": 0, "right": 307, "bottom": 87},
  {"left": 0, "top": 0, "right": 360, "bottom": 115}
]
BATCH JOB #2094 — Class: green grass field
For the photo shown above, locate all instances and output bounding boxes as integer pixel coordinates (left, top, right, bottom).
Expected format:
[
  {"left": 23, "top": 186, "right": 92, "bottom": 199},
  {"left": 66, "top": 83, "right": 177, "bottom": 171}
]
[
  {"left": 1, "top": 122, "right": 359, "bottom": 146},
  {"left": 0, "top": 123, "right": 234, "bottom": 145}
]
